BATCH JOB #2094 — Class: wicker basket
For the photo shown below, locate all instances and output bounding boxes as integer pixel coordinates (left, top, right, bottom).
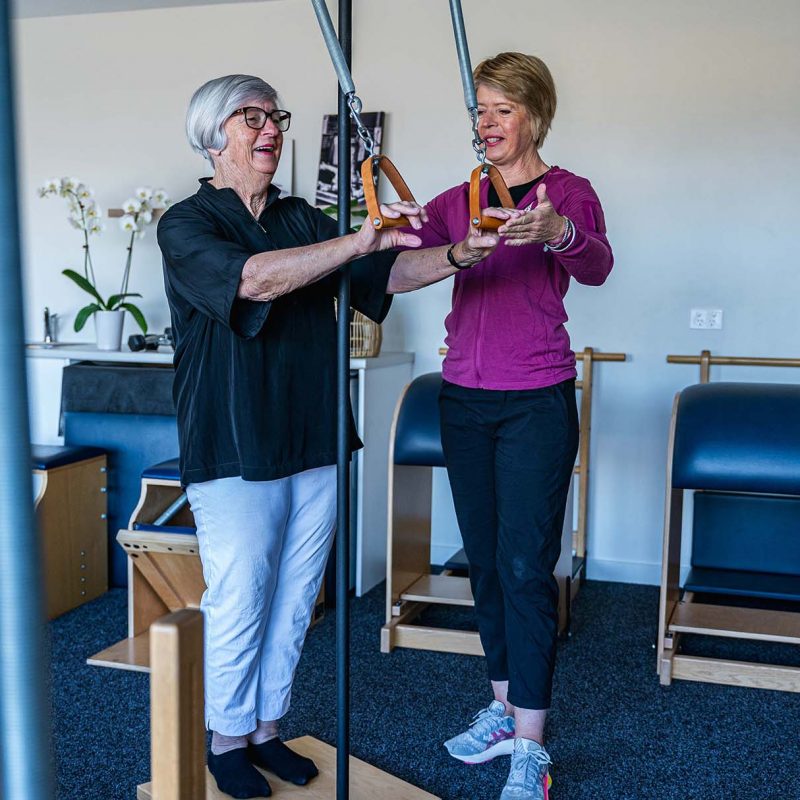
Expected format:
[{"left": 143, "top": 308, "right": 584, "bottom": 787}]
[{"left": 349, "top": 309, "right": 382, "bottom": 357}]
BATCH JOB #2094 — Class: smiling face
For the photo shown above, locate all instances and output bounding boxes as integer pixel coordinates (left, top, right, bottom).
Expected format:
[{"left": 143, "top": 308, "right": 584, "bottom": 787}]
[
  {"left": 212, "top": 98, "right": 283, "bottom": 181},
  {"left": 476, "top": 84, "right": 537, "bottom": 169}
]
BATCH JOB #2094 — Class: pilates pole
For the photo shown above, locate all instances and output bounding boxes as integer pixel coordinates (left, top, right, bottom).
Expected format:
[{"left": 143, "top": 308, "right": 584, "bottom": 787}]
[
  {"left": 335, "top": 0, "right": 352, "bottom": 797},
  {"left": 0, "top": 2, "right": 54, "bottom": 798}
]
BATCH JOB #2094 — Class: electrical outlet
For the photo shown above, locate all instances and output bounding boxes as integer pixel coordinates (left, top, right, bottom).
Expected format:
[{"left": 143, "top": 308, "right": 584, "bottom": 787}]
[{"left": 690, "top": 308, "right": 723, "bottom": 330}]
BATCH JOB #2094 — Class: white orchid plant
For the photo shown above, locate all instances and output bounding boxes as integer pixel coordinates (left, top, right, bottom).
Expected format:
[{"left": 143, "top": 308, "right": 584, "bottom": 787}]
[{"left": 39, "top": 178, "right": 169, "bottom": 334}]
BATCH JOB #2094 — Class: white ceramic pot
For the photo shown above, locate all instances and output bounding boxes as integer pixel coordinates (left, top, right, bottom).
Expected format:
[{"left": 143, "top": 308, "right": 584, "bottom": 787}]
[{"left": 94, "top": 309, "right": 125, "bottom": 351}]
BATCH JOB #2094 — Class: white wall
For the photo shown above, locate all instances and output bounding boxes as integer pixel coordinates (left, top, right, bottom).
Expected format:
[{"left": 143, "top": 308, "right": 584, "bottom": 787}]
[{"left": 14, "top": 0, "right": 800, "bottom": 584}]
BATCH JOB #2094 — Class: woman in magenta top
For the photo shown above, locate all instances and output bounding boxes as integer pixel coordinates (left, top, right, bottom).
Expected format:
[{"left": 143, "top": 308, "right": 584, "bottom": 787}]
[{"left": 416, "top": 52, "right": 613, "bottom": 800}]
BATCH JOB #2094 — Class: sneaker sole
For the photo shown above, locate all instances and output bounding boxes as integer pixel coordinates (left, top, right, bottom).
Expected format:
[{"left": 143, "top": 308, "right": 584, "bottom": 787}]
[{"left": 446, "top": 737, "right": 515, "bottom": 764}]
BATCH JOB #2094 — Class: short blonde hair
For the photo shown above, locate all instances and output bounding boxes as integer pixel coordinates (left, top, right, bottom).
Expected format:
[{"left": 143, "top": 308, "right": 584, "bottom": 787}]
[{"left": 473, "top": 52, "right": 557, "bottom": 150}]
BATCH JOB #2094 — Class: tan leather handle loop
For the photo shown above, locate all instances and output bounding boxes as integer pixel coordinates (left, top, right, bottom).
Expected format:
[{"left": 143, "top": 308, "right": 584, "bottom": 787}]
[
  {"left": 360, "top": 155, "right": 417, "bottom": 229},
  {"left": 469, "top": 165, "right": 514, "bottom": 231}
]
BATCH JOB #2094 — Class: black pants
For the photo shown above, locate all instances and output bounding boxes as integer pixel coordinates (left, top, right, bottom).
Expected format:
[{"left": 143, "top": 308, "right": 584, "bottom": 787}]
[{"left": 439, "top": 379, "right": 579, "bottom": 710}]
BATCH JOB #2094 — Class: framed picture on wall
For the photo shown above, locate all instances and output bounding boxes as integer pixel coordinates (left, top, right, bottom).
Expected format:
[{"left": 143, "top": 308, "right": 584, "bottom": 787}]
[{"left": 316, "top": 111, "right": 385, "bottom": 207}]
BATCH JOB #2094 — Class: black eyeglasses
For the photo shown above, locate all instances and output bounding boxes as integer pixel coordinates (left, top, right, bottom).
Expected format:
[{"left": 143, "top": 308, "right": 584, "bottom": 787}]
[{"left": 232, "top": 107, "right": 292, "bottom": 132}]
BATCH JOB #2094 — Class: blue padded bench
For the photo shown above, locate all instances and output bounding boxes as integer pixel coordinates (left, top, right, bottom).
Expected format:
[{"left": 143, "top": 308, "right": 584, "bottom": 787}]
[
  {"left": 657, "top": 382, "right": 800, "bottom": 693},
  {"left": 32, "top": 444, "right": 108, "bottom": 618},
  {"left": 380, "top": 373, "right": 574, "bottom": 656}
]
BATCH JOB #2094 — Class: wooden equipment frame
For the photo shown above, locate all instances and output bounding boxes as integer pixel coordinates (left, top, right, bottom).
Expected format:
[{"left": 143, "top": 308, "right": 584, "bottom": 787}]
[
  {"left": 34, "top": 452, "right": 108, "bottom": 619},
  {"left": 381, "top": 348, "right": 626, "bottom": 656},
  {"left": 88, "top": 471, "right": 324, "bottom": 673},
  {"left": 137, "top": 609, "right": 440, "bottom": 799},
  {"left": 658, "top": 352, "right": 800, "bottom": 692}
]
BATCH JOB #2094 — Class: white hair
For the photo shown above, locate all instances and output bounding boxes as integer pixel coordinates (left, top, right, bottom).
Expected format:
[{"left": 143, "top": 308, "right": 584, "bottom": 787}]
[{"left": 185, "top": 75, "right": 280, "bottom": 166}]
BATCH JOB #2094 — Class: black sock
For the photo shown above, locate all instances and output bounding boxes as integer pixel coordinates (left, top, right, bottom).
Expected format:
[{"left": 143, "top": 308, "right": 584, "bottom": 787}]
[
  {"left": 208, "top": 747, "right": 272, "bottom": 798},
  {"left": 248, "top": 738, "right": 319, "bottom": 786}
]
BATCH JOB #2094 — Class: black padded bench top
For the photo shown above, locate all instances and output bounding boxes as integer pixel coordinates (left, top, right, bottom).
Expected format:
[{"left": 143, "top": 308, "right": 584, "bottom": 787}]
[
  {"left": 31, "top": 444, "right": 106, "bottom": 470},
  {"left": 684, "top": 567, "right": 800, "bottom": 603}
]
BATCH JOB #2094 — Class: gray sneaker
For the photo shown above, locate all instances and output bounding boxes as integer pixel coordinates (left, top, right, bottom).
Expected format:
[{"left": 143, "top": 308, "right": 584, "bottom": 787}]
[
  {"left": 443, "top": 700, "right": 515, "bottom": 764},
  {"left": 499, "top": 738, "right": 552, "bottom": 800}
]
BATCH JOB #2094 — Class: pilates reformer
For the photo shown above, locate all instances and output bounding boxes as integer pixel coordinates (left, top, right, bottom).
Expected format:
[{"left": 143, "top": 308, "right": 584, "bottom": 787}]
[
  {"left": 381, "top": 348, "right": 627, "bottom": 657},
  {"left": 659, "top": 353, "right": 800, "bottom": 692},
  {"left": 448, "top": 0, "right": 514, "bottom": 231}
]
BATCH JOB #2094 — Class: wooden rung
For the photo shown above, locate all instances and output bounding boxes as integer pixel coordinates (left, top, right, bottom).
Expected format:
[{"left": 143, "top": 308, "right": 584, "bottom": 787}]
[
  {"left": 392, "top": 623, "right": 484, "bottom": 657},
  {"left": 575, "top": 380, "right": 583, "bottom": 391},
  {"left": 669, "top": 602, "right": 800, "bottom": 645},
  {"left": 573, "top": 464, "right": 582, "bottom": 475},
  {"left": 87, "top": 632, "right": 151, "bottom": 672},
  {"left": 671, "top": 654, "right": 800, "bottom": 693},
  {"left": 118, "top": 529, "right": 200, "bottom": 556},
  {"left": 400, "top": 574, "right": 474, "bottom": 606}
]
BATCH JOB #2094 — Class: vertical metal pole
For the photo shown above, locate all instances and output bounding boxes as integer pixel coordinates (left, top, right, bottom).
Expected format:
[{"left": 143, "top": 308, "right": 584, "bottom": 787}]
[
  {"left": 448, "top": 0, "right": 478, "bottom": 110},
  {"left": 335, "top": 0, "right": 352, "bottom": 797},
  {"left": 0, "top": 3, "right": 55, "bottom": 798}
]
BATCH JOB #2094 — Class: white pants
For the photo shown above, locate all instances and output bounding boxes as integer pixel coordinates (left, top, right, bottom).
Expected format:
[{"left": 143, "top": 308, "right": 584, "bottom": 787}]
[{"left": 186, "top": 465, "right": 336, "bottom": 736}]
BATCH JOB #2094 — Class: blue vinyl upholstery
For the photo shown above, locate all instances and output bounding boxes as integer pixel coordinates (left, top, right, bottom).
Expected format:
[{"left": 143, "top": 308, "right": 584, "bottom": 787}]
[
  {"left": 31, "top": 444, "right": 105, "bottom": 470},
  {"left": 393, "top": 372, "right": 445, "bottom": 467},
  {"left": 672, "top": 382, "right": 800, "bottom": 601},
  {"left": 63, "top": 411, "right": 179, "bottom": 588},
  {"left": 141, "top": 458, "right": 181, "bottom": 481},
  {"left": 672, "top": 382, "right": 800, "bottom": 493}
]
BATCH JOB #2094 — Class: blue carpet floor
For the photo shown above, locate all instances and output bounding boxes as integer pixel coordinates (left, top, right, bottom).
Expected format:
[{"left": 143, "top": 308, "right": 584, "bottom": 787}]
[{"left": 49, "top": 581, "right": 800, "bottom": 800}]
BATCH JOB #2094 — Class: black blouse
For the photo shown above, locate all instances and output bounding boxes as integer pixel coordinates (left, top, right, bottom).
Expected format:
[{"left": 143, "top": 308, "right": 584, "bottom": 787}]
[{"left": 157, "top": 179, "right": 397, "bottom": 485}]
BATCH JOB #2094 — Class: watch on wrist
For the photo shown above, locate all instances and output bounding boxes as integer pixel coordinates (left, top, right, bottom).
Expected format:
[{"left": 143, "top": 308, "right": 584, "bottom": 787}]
[{"left": 446, "top": 243, "right": 471, "bottom": 270}]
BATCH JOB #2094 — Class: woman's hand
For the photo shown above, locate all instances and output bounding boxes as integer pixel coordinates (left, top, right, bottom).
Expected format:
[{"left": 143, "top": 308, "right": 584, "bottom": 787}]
[
  {"left": 497, "top": 183, "right": 565, "bottom": 247},
  {"left": 450, "top": 226, "right": 501, "bottom": 268},
  {"left": 353, "top": 200, "right": 426, "bottom": 255}
]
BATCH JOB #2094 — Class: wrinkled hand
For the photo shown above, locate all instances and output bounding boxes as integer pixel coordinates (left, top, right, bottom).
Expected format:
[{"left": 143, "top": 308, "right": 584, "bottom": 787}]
[
  {"left": 353, "top": 200, "right": 427, "bottom": 255},
  {"left": 450, "top": 226, "right": 501, "bottom": 268},
  {"left": 497, "top": 183, "right": 564, "bottom": 247}
]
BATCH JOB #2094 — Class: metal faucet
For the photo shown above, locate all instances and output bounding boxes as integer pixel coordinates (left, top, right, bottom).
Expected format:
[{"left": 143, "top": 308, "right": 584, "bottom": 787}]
[{"left": 43, "top": 307, "right": 58, "bottom": 344}]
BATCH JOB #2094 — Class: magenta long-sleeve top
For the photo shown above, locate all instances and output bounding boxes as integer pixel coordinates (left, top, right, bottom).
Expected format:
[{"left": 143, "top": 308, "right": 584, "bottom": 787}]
[{"left": 415, "top": 166, "right": 613, "bottom": 390}]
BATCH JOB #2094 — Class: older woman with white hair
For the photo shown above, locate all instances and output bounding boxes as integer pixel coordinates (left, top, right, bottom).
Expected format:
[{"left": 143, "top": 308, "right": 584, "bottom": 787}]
[{"left": 157, "top": 74, "right": 501, "bottom": 798}]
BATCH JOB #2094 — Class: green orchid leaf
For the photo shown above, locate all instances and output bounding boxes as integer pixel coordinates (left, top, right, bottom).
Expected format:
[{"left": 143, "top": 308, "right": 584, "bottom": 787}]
[
  {"left": 120, "top": 302, "right": 148, "bottom": 334},
  {"left": 107, "top": 292, "right": 143, "bottom": 309},
  {"left": 62, "top": 268, "right": 105, "bottom": 306},
  {"left": 74, "top": 303, "right": 101, "bottom": 332}
]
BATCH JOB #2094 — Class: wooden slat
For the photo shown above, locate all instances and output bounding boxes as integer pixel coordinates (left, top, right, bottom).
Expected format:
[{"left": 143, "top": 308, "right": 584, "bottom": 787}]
[
  {"left": 87, "top": 632, "right": 151, "bottom": 672},
  {"left": 132, "top": 552, "right": 205, "bottom": 613},
  {"left": 392, "top": 624, "right": 484, "bottom": 656},
  {"left": 671, "top": 654, "right": 800, "bottom": 693},
  {"left": 400, "top": 574, "right": 474, "bottom": 606},
  {"left": 118, "top": 529, "right": 200, "bottom": 556},
  {"left": 668, "top": 602, "right": 800, "bottom": 644},
  {"left": 138, "top": 736, "right": 440, "bottom": 799}
]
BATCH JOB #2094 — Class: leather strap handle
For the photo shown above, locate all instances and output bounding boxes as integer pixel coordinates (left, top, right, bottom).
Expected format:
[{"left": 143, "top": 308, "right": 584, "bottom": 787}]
[
  {"left": 469, "top": 164, "right": 514, "bottom": 231},
  {"left": 361, "top": 155, "right": 417, "bottom": 229}
]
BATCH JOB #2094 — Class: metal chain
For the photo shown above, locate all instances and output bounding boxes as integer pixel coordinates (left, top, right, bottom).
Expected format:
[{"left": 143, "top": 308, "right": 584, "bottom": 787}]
[
  {"left": 347, "top": 93, "right": 376, "bottom": 157},
  {"left": 469, "top": 107, "right": 486, "bottom": 164}
]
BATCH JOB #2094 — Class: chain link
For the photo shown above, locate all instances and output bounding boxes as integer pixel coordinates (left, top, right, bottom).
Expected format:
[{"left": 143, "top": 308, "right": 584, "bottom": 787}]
[
  {"left": 347, "top": 93, "right": 376, "bottom": 157},
  {"left": 469, "top": 107, "right": 486, "bottom": 164}
]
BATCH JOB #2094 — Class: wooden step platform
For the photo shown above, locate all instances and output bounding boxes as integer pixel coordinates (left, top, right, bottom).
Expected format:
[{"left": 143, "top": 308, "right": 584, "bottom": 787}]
[
  {"left": 137, "top": 735, "right": 439, "bottom": 799},
  {"left": 87, "top": 632, "right": 151, "bottom": 672}
]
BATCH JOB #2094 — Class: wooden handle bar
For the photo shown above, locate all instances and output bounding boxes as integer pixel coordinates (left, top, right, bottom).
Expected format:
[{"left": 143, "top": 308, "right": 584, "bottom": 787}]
[
  {"left": 469, "top": 164, "right": 514, "bottom": 231},
  {"left": 361, "top": 155, "right": 417, "bottom": 230},
  {"left": 667, "top": 354, "right": 800, "bottom": 368}
]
